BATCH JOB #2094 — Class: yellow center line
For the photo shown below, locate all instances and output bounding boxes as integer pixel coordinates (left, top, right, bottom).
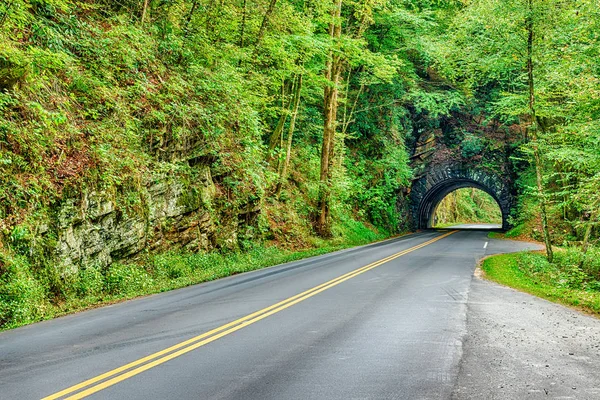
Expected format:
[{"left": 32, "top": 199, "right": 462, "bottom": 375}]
[
  {"left": 43, "top": 230, "right": 456, "bottom": 400},
  {"left": 41, "top": 234, "right": 426, "bottom": 400}
]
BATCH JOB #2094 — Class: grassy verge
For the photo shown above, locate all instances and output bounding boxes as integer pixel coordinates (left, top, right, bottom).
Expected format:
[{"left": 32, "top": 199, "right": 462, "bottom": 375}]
[
  {"left": 481, "top": 252, "right": 600, "bottom": 316},
  {"left": 487, "top": 223, "right": 541, "bottom": 242},
  {"left": 1, "top": 219, "right": 390, "bottom": 331},
  {"left": 487, "top": 231, "right": 505, "bottom": 239}
]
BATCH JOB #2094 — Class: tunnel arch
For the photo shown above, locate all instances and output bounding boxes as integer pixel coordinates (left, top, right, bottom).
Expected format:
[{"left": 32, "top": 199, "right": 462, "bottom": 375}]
[{"left": 410, "top": 164, "right": 513, "bottom": 230}]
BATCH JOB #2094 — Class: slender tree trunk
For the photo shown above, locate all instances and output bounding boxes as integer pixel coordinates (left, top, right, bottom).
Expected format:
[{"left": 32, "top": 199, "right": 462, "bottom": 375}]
[
  {"left": 256, "top": 0, "right": 279, "bottom": 47},
  {"left": 0, "top": 2, "right": 13, "bottom": 28},
  {"left": 141, "top": 0, "right": 149, "bottom": 23},
  {"left": 337, "top": 69, "right": 363, "bottom": 170},
  {"left": 184, "top": 0, "right": 199, "bottom": 33},
  {"left": 205, "top": 0, "right": 216, "bottom": 32},
  {"left": 452, "top": 190, "right": 458, "bottom": 222},
  {"left": 526, "top": 0, "right": 553, "bottom": 262},
  {"left": 317, "top": 0, "right": 343, "bottom": 236},
  {"left": 277, "top": 74, "right": 303, "bottom": 196},
  {"left": 580, "top": 207, "right": 597, "bottom": 268},
  {"left": 267, "top": 80, "right": 294, "bottom": 161},
  {"left": 267, "top": 114, "right": 287, "bottom": 156},
  {"left": 239, "top": 0, "right": 248, "bottom": 47},
  {"left": 580, "top": 222, "right": 592, "bottom": 264}
]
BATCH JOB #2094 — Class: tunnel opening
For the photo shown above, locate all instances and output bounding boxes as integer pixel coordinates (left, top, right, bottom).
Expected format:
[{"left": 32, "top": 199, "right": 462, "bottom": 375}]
[
  {"left": 431, "top": 187, "right": 502, "bottom": 229},
  {"left": 410, "top": 165, "right": 513, "bottom": 231}
]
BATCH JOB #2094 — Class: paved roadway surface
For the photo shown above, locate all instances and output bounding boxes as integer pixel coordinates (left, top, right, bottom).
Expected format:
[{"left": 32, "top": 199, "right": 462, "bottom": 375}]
[
  {"left": 442, "top": 223, "right": 502, "bottom": 230},
  {"left": 1, "top": 230, "right": 599, "bottom": 399}
]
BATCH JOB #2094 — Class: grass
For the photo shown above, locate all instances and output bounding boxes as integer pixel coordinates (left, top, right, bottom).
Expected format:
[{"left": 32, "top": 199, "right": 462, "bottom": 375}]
[
  {"left": 481, "top": 252, "right": 600, "bottom": 316},
  {"left": 487, "top": 223, "right": 537, "bottom": 241},
  {"left": 487, "top": 231, "right": 504, "bottom": 239}
]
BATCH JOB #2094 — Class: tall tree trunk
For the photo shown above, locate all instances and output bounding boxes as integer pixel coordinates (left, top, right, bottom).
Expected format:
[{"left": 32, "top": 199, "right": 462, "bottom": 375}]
[
  {"left": 267, "top": 113, "right": 287, "bottom": 158},
  {"left": 317, "top": 0, "right": 343, "bottom": 236},
  {"left": 526, "top": 0, "right": 553, "bottom": 262},
  {"left": 580, "top": 222, "right": 593, "bottom": 267},
  {"left": 277, "top": 74, "right": 303, "bottom": 196},
  {"left": 452, "top": 190, "right": 458, "bottom": 222},
  {"left": 337, "top": 68, "right": 363, "bottom": 170}
]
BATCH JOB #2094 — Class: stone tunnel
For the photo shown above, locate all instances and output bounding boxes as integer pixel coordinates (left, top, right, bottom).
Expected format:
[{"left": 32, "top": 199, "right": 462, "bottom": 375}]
[{"left": 409, "top": 164, "right": 514, "bottom": 231}]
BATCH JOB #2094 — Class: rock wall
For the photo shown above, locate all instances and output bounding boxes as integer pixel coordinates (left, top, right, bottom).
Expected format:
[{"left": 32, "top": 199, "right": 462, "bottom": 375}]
[{"left": 52, "top": 165, "right": 219, "bottom": 273}]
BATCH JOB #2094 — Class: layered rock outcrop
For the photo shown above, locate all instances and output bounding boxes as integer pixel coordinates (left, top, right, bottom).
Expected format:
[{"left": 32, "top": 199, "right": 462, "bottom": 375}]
[{"left": 52, "top": 166, "right": 219, "bottom": 273}]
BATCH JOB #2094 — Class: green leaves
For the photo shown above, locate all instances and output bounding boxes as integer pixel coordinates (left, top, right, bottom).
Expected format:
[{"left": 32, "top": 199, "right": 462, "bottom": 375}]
[{"left": 436, "top": 0, "right": 600, "bottom": 247}]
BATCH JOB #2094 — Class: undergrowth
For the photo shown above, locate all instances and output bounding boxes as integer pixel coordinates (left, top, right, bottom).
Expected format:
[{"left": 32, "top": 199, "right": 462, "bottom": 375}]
[{"left": 481, "top": 247, "right": 600, "bottom": 316}]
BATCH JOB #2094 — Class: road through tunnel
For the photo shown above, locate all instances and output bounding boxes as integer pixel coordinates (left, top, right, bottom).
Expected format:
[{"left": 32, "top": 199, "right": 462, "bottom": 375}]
[{"left": 410, "top": 165, "right": 513, "bottom": 231}]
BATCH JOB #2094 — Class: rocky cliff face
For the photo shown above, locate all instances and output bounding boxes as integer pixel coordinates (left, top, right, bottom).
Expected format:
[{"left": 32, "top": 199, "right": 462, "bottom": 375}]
[{"left": 51, "top": 165, "right": 219, "bottom": 273}]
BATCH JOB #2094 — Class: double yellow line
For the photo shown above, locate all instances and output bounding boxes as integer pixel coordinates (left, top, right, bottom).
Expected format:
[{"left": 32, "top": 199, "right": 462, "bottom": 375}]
[{"left": 43, "top": 230, "right": 455, "bottom": 400}]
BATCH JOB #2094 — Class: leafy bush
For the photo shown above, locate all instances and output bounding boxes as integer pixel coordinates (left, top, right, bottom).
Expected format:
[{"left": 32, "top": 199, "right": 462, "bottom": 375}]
[
  {"left": 461, "top": 133, "right": 485, "bottom": 158},
  {"left": 332, "top": 213, "right": 382, "bottom": 244},
  {"left": 504, "top": 223, "right": 527, "bottom": 238},
  {"left": 0, "top": 255, "right": 48, "bottom": 327},
  {"left": 516, "top": 247, "right": 600, "bottom": 291},
  {"left": 152, "top": 253, "right": 193, "bottom": 280},
  {"left": 104, "top": 264, "right": 153, "bottom": 295},
  {"left": 74, "top": 266, "right": 105, "bottom": 298},
  {"left": 516, "top": 251, "right": 552, "bottom": 274},
  {"left": 483, "top": 252, "right": 600, "bottom": 315}
]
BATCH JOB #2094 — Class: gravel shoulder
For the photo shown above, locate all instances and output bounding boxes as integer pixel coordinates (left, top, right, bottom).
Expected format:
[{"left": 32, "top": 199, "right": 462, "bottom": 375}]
[{"left": 454, "top": 240, "right": 600, "bottom": 400}]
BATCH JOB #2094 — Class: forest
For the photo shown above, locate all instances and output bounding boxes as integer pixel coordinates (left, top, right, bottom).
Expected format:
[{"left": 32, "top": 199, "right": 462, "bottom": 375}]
[{"left": 0, "top": 0, "right": 599, "bottom": 328}]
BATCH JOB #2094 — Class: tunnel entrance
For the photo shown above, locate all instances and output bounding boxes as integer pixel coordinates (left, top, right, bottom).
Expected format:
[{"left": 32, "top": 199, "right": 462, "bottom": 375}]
[
  {"left": 431, "top": 188, "right": 502, "bottom": 229},
  {"left": 410, "top": 165, "right": 513, "bottom": 231}
]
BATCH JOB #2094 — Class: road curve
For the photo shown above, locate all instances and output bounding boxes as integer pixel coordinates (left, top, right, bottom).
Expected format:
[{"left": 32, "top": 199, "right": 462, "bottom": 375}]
[{"left": 0, "top": 231, "right": 557, "bottom": 399}]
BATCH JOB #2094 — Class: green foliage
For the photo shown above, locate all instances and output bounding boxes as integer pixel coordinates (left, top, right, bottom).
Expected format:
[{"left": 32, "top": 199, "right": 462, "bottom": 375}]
[
  {"left": 105, "top": 264, "right": 153, "bottom": 296},
  {"left": 0, "top": 254, "right": 48, "bottom": 327},
  {"left": 74, "top": 266, "right": 105, "bottom": 298},
  {"left": 0, "top": 0, "right": 433, "bottom": 245},
  {"left": 507, "top": 247, "right": 600, "bottom": 292},
  {"left": 346, "top": 142, "right": 411, "bottom": 232},
  {"left": 460, "top": 133, "right": 484, "bottom": 158},
  {"left": 433, "top": 188, "right": 502, "bottom": 226},
  {"left": 504, "top": 223, "right": 527, "bottom": 238}
]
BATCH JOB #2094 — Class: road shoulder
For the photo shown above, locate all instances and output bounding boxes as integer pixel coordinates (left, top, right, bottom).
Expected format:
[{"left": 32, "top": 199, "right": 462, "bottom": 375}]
[{"left": 454, "top": 272, "right": 600, "bottom": 399}]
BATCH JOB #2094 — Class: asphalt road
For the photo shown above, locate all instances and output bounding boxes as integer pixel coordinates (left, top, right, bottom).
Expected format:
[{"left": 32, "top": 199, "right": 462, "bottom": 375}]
[
  {"left": 1, "top": 230, "right": 596, "bottom": 400},
  {"left": 441, "top": 223, "right": 502, "bottom": 230}
]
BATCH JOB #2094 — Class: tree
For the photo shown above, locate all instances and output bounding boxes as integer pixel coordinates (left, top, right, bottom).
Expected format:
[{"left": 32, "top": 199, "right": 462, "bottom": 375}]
[
  {"left": 437, "top": 0, "right": 597, "bottom": 261},
  {"left": 317, "top": 0, "right": 343, "bottom": 236}
]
